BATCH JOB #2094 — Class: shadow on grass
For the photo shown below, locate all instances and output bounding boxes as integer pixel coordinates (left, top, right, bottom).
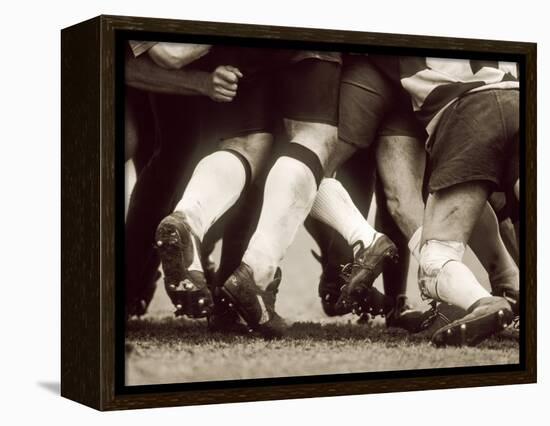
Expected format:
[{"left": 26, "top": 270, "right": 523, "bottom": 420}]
[{"left": 126, "top": 316, "right": 519, "bottom": 350}]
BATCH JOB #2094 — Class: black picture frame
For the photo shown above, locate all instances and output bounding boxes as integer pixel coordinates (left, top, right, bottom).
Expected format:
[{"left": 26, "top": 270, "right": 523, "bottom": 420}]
[{"left": 61, "top": 14, "right": 537, "bottom": 411}]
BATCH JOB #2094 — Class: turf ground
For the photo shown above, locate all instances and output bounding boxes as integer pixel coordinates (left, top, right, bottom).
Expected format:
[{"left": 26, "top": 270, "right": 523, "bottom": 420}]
[{"left": 124, "top": 165, "right": 519, "bottom": 386}]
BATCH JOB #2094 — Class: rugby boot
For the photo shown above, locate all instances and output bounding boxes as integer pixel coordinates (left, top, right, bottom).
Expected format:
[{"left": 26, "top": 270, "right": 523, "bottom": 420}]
[
  {"left": 316, "top": 256, "right": 351, "bottom": 316},
  {"left": 336, "top": 235, "right": 398, "bottom": 312},
  {"left": 431, "top": 296, "right": 514, "bottom": 347},
  {"left": 492, "top": 283, "right": 520, "bottom": 316},
  {"left": 155, "top": 211, "right": 214, "bottom": 318},
  {"left": 207, "top": 296, "right": 249, "bottom": 334},
  {"left": 385, "top": 295, "right": 438, "bottom": 333},
  {"left": 220, "top": 264, "right": 286, "bottom": 338}
]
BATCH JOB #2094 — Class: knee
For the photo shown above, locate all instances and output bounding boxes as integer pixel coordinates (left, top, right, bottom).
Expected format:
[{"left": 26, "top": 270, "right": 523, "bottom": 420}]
[
  {"left": 419, "top": 240, "right": 465, "bottom": 299},
  {"left": 384, "top": 192, "right": 404, "bottom": 223},
  {"left": 324, "top": 140, "right": 357, "bottom": 177},
  {"left": 383, "top": 187, "right": 419, "bottom": 231},
  {"left": 220, "top": 133, "right": 273, "bottom": 181},
  {"left": 284, "top": 120, "right": 338, "bottom": 168}
]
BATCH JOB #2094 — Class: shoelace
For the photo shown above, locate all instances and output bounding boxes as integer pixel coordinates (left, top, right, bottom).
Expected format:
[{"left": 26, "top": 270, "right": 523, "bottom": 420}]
[
  {"left": 419, "top": 301, "right": 441, "bottom": 330},
  {"left": 350, "top": 243, "right": 389, "bottom": 275},
  {"left": 339, "top": 263, "right": 353, "bottom": 283}
]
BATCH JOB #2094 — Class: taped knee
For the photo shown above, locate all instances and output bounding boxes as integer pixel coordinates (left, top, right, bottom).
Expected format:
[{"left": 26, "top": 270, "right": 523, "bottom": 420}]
[
  {"left": 280, "top": 143, "right": 324, "bottom": 187},
  {"left": 418, "top": 240, "right": 465, "bottom": 300}
]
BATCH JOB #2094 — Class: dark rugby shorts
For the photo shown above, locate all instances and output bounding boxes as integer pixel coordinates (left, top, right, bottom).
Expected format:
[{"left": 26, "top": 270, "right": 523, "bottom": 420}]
[
  {"left": 426, "top": 89, "right": 519, "bottom": 194},
  {"left": 338, "top": 54, "right": 426, "bottom": 149},
  {"left": 207, "top": 49, "right": 342, "bottom": 141}
]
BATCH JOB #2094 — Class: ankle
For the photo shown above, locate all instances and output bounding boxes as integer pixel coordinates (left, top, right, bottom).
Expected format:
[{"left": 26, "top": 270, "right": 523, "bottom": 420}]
[
  {"left": 351, "top": 231, "right": 382, "bottom": 256},
  {"left": 242, "top": 249, "right": 277, "bottom": 291},
  {"left": 177, "top": 207, "right": 204, "bottom": 241}
]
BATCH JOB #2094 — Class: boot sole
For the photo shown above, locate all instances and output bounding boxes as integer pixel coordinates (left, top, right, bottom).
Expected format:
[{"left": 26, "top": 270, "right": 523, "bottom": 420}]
[
  {"left": 219, "top": 285, "right": 285, "bottom": 338},
  {"left": 431, "top": 305, "right": 514, "bottom": 347},
  {"left": 155, "top": 220, "right": 212, "bottom": 318},
  {"left": 218, "top": 285, "right": 257, "bottom": 335}
]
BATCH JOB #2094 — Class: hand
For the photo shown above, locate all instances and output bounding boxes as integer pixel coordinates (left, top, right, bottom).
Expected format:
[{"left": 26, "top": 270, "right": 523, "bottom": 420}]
[{"left": 207, "top": 65, "right": 243, "bottom": 102}]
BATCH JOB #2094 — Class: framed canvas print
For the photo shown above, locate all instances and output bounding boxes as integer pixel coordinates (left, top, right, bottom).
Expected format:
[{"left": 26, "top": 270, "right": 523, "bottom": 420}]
[{"left": 61, "top": 15, "right": 536, "bottom": 411}]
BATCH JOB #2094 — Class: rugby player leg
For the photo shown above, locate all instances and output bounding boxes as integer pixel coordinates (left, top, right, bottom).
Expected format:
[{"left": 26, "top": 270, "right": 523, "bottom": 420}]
[
  {"left": 375, "top": 133, "right": 443, "bottom": 331},
  {"left": 420, "top": 90, "right": 518, "bottom": 347},
  {"left": 377, "top": 132, "right": 519, "bottom": 326},
  {"left": 220, "top": 56, "right": 342, "bottom": 337},
  {"left": 308, "top": 56, "right": 398, "bottom": 313},
  {"left": 487, "top": 192, "right": 519, "bottom": 265},
  {"left": 208, "top": 136, "right": 275, "bottom": 333},
  {"left": 374, "top": 182, "right": 416, "bottom": 320},
  {"left": 376, "top": 135, "right": 426, "bottom": 241},
  {"left": 309, "top": 149, "right": 376, "bottom": 317},
  {"left": 420, "top": 182, "right": 511, "bottom": 346},
  {"left": 125, "top": 92, "right": 198, "bottom": 318},
  {"left": 469, "top": 203, "right": 519, "bottom": 313},
  {"left": 156, "top": 134, "right": 272, "bottom": 318},
  {"left": 155, "top": 66, "right": 275, "bottom": 318}
]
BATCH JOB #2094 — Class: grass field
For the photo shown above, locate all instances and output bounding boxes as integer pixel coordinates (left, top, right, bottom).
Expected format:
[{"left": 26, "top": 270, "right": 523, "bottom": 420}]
[
  {"left": 125, "top": 164, "right": 519, "bottom": 386},
  {"left": 126, "top": 314, "right": 518, "bottom": 386}
]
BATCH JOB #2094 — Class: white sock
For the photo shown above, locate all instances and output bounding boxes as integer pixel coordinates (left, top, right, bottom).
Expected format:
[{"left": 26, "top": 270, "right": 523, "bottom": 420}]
[
  {"left": 408, "top": 226, "right": 423, "bottom": 263},
  {"left": 420, "top": 240, "right": 491, "bottom": 310},
  {"left": 310, "top": 178, "right": 380, "bottom": 252},
  {"left": 243, "top": 156, "right": 318, "bottom": 289},
  {"left": 175, "top": 151, "right": 246, "bottom": 241}
]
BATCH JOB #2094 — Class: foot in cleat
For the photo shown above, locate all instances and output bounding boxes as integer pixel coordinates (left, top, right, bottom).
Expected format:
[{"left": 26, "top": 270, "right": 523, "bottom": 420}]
[
  {"left": 310, "top": 247, "right": 353, "bottom": 317},
  {"left": 385, "top": 295, "right": 437, "bottom": 333},
  {"left": 318, "top": 263, "right": 351, "bottom": 316},
  {"left": 155, "top": 212, "right": 214, "bottom": 318},
  {"left": 220, "top": 264, "right": 286, "bottom": 338},
  {"left": 492, "top": 283, "right": 520, "bottom": 316},
  {"left": 208, "top": 288, "right": 250, "bottom": 334},
  {"left": 431, "top": 296, "right": 514, "bottom": 347},
  {"left": 352, "top": 286, "right": 394, "bottom": 317},
  {"left": 335, "top": 234, "right": 398, "bottom": 312}
]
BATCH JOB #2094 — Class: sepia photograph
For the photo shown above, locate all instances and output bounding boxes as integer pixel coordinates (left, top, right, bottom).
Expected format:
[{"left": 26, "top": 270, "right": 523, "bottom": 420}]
[{"left": 122, "top": 38, "right": 521, "bottom": 386}]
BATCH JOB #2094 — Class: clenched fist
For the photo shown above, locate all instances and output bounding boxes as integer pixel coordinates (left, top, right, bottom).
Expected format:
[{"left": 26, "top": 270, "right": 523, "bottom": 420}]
[{"left": 206, "top": 65, "right": 243, "bottom": 102}]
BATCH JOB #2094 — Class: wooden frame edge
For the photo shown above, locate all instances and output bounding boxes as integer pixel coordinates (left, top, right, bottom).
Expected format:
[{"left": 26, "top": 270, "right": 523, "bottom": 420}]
[{"left": 59, "top": 14, "right": 537, "bottom": 411}]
